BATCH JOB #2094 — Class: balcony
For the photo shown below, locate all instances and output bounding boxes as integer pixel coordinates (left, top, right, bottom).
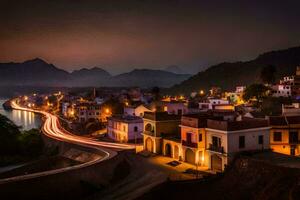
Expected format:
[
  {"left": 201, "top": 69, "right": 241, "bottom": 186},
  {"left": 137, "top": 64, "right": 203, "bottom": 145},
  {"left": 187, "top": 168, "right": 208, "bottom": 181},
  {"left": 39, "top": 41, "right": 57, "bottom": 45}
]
[
  {"left": 182, "top": 140, "right": 198, "bottom": 148},
  {"left": 208, "top": 144, "right": 224, "bottom": 153},
  {"left": 143, "top": 131, "right": 155, "bottom": 137}
]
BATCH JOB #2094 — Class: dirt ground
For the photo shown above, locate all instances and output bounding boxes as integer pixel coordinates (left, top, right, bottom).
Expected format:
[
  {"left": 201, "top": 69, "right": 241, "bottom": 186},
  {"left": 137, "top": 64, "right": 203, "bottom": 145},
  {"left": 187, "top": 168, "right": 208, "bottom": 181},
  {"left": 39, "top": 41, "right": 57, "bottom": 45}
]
[
  {"left": 87, "top": 152, "right": 213, "bottom": 200},
  {"left": 251, "top": 151, "right": 300, "bottom": 168},
  {"left": 137, "top": 152, "right": 300, "bottom": 200}
]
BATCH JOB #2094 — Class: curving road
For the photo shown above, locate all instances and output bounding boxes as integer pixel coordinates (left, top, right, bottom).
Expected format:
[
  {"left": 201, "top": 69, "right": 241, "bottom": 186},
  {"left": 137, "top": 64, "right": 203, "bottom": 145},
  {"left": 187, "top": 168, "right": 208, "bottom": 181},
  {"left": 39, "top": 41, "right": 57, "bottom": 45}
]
[
  {"left": 11, "top": 99, "right": 135, "bottom": 150},
  {"left": 0, "top": 99, "right": 135, "bottom": 183}
]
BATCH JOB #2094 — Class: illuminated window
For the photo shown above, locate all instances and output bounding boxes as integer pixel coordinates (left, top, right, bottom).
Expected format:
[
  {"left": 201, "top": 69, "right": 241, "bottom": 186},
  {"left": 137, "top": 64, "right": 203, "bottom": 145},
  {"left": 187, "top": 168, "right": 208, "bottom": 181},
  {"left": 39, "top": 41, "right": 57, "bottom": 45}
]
[{"left": 164, "top": 106, "right": 168, "bottom": 111}]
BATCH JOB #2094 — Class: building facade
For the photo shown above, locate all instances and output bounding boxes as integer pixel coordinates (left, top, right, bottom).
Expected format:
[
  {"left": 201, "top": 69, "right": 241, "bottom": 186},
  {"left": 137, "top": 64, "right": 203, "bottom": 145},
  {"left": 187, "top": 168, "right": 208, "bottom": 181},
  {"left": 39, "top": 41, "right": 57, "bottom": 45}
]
[
  {"left": 205, "top": 119, "right": 270, "bottom": 171},
  {"left": 143, "top": 112, "right": 181, "bottom": 154},
  {"left": 271, "top": 84, "right": 291, "bottom": 97},
  {"left": 124, "top": 104, "right": 152, "bottom": 117},
  {"left": 269, "top": 116, "right": 300, "bottom": 156},
  {"left": 107, "top": 115, "right": 143, "bottom": 143}
]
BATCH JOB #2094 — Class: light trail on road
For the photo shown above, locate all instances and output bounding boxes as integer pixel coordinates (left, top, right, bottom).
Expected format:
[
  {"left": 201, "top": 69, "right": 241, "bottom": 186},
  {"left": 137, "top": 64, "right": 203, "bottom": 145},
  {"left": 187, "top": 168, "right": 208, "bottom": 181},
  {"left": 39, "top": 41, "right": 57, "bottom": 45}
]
[{"left": 10, "top": 100, "right": 136, "bottom": 150}]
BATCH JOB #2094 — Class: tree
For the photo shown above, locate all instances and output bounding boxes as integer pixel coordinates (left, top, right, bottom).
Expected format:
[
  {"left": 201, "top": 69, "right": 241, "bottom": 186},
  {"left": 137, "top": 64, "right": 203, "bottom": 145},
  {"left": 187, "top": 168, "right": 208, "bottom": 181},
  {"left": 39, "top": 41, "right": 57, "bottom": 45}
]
[
  {"left": 243, "top": 84, "right": 270, "bottom": 103},
  {"left": 151, "top": 87, "right": 161, "bottom": 101},
  {"left": 260, "top": 65, "right": 277, "bottom": 85},
  {"left": 0, "top": 114, "right": 44, "bottom": 157},
  {"left": 18, "top": 129, "right": 44, "bottom": 157},
  {"left": 261, "top": 96, "right": 292, "bottom": 116},
  {"left": 0, "top": 114, "right": 21, "bottom": 155}
]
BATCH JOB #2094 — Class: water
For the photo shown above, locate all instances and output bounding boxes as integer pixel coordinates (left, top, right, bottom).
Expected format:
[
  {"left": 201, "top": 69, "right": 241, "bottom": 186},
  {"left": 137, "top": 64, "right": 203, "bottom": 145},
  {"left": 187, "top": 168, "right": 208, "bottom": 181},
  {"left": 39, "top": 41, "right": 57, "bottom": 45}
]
[{"left": 0, "top": 99, "right": 42, "bottom": 130}]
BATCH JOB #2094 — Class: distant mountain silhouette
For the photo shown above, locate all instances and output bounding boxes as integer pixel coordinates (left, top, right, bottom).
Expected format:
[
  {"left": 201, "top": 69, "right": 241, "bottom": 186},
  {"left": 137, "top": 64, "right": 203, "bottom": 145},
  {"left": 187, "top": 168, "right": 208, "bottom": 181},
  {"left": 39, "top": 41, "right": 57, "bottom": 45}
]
[
  {"left": 70, "top": 67, "right": 111, "bottom": 87},
  {"left": 0, "top": 59, "right": 191, "bottom": 88},
  {"left": 164, "top": 65, "right": 185, "bottom": 74},
  {"left": 168, "top": 46, "right": 300, "bottom": 94},
  {"left": 110, "top": 69, "right": 191, "bottom": 88},
  {"left": 0, "top": 58, "right": 70, "bottom": 86}
]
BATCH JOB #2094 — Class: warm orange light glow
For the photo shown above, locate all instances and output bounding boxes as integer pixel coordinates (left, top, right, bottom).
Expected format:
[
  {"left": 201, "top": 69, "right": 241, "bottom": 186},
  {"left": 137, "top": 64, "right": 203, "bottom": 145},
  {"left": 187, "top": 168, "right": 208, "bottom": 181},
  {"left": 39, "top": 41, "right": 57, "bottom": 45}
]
[
  {"left": 24, "top": 96, "right": 28, "bottom": 101},
  {"left": 164, "top": 106, "right": 168, "bottom": 111},
  {"left": 69, "top": 110, "right": 74, "bottom": 116},
  {"left": 200, "top": 90, "right": 204, "bottom": 95},
  {"left": 105, "top": 108, "right": 110, "bottom": 114}
]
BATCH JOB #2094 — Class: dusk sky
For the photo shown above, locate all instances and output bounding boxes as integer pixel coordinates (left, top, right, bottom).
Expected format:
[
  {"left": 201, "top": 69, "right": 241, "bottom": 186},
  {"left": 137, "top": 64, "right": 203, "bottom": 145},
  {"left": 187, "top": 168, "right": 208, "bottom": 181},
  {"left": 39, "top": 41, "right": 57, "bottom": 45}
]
[{"left": 1, "top": 0, "right": 300, "bottom": 74}]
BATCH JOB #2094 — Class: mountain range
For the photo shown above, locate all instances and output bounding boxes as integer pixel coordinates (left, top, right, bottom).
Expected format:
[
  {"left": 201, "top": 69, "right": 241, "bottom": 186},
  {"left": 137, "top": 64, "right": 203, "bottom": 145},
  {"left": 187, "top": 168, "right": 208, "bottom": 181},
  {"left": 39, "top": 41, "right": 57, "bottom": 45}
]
[
  {"left": 2, "top": 45, "right": 300, "bottom": 91},
  {"left": 0, "top": 59, "right": 191, "bottom": 88},
  {"left": 168, "top": 46, "right": 300, "bottom": 94}
]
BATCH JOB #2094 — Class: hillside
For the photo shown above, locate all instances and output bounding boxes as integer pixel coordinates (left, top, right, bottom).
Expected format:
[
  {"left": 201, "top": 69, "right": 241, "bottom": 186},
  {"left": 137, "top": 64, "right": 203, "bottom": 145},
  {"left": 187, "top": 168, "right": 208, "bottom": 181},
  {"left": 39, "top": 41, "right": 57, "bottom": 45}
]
[
  {"left": 164, "top": 65, "right": 185, "bottom": 74},
  {"left": 70, "top": 67, "right": 111, "bottom": 87},
  {"left": 0, "top": 58, "right": 70, "bottom": 86},
  {"left": 0, "top": 59, "right": 190, "bottom": 88},
  {"left": 169, "top": 46, "right": 300, "bottom": 94},
  {"left": 111, "top": 69, "right": 191, "bottom": 88}
]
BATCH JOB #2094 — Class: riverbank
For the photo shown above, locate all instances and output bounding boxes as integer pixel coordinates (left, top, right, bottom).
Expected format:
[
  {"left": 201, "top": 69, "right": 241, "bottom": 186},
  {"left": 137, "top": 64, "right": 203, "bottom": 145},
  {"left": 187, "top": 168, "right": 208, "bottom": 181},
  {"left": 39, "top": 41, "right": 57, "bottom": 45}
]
[
  {"left": 2, "top": 99, "right": 12, "bottom": 110},
  {"left": 0, "top": 98, "right": 42, "bottom": 130}
]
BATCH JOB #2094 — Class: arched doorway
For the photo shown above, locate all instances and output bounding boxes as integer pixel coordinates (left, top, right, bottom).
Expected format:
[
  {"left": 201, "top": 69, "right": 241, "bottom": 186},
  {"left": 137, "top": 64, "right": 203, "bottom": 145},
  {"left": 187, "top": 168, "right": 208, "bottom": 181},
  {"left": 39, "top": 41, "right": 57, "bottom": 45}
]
[
  {"left": 165, "top": 143, "right": 172, "bottom": 157},
  {"left": 185, "top": 148, "right": 195, "bottom": 164},
  {"left": 211, "top": 154, "right": 222, "bottom": 172},
  {"left": 145, "top": 137, "right": 153, "bottom": 152},
  {"left": 174, "top": 145, "right": 179, "bottom": 159}
]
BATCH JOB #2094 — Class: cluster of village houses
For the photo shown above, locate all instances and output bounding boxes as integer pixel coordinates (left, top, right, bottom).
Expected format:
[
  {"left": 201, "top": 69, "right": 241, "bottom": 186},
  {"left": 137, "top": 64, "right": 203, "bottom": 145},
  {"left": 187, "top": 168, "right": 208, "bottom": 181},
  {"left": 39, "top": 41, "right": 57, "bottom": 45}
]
[{"left": 57, "top": 67, "right": 300, "bottom": 172}]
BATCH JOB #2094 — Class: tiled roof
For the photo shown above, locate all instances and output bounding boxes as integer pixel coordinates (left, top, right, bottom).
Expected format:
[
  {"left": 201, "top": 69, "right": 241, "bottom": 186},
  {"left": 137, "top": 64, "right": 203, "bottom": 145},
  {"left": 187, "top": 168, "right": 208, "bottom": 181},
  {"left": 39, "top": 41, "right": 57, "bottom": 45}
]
[
  {"left": 207, "top": 118, "right": 269, "bottom": 131},
  {"left": 181, "top": 113, "right": 223, "bottom": 128},
  {"left": 143, "top": 111, "right": 181, "bottom": 121},
  {"left": 108, "top": 115, "right": 143, "bottom": 123},
  {"left": 269, "top": 115, "right": 300, "bottom": 126}
]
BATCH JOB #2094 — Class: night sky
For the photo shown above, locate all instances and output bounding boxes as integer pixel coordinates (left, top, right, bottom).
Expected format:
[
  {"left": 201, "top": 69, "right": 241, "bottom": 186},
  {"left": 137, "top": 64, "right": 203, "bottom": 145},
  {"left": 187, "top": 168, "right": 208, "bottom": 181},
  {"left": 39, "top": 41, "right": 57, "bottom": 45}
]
[{"left": 1, "top": 0, "right": 300, "bottom": 74}]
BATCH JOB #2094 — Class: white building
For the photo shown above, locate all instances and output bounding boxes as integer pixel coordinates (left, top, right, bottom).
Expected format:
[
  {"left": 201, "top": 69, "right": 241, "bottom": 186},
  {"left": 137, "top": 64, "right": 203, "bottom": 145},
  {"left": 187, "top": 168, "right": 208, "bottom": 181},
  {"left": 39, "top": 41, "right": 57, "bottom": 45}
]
[
  {"left": 76, "top": 102, "right": 102, "bottom": 123},
  {"left": 282, "top": 103, "right": 300, "bottom": 116},
  {"left": 107, "top": 115, "right": 143, "bottom": 143},
  {"left": 272, "top": 84, "right": 291, "bottom": 97},
  {"left": 163, "top": 101, "right": 188, "bottom": 115},
  {"left": 199, "top": 99, "right": 230, "bottom": 110},
  {"left": 280, "top": 76, "right": 295, "bottom": 85},
  {"left": 205, "top": 118, "right": 270, "bottom": 171},
  {"left": 124, "top": 104, "right": 152, "bottom": 117},
  {"left": 61, "top": 102, "right": 70, "bottom": 117},
  {"left": 235, "top": 86, "right": 246, "bottom": 93}
]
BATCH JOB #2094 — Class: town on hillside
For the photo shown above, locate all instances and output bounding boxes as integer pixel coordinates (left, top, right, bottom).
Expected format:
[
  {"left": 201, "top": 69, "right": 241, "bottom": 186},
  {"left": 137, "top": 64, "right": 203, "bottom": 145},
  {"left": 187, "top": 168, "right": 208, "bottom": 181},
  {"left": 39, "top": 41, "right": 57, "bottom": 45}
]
[{"left": 10, "top": 66, "right": 300, "bottom": 173}]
